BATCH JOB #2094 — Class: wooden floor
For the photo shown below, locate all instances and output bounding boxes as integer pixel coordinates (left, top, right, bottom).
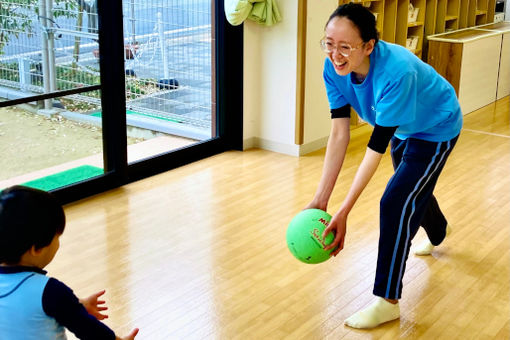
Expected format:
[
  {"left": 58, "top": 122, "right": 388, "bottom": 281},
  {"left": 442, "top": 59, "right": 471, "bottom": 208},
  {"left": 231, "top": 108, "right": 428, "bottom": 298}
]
[{"left": 54, "top": 96, "right": 510, "bottom": 340}]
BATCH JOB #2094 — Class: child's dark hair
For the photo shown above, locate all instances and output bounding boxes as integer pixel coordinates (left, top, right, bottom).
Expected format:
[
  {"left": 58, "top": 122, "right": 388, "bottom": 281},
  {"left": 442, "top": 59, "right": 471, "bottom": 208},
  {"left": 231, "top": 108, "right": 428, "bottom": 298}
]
[
  {"left": 327, "top": 3, "right": 379, "bottom": 44},
  {"left": 0, "top": 186, "right": 65, "bottom": 264}
]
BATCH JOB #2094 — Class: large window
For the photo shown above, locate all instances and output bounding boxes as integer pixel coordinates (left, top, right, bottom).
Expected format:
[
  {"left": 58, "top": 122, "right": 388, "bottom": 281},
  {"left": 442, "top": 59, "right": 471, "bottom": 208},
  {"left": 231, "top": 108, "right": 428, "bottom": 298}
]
[
  {"left": 120, "top": 1, "right": 216, "bottom": 162},
  {"left": 0, "top": 0, "right": 242, "bottom": 203}
]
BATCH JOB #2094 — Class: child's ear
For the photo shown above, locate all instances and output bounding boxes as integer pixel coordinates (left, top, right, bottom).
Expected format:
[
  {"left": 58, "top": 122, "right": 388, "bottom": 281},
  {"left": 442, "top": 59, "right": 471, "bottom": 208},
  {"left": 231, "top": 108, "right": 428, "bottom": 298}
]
[{"left": 29, "top": 245, "right": 44, "bottom": 257}]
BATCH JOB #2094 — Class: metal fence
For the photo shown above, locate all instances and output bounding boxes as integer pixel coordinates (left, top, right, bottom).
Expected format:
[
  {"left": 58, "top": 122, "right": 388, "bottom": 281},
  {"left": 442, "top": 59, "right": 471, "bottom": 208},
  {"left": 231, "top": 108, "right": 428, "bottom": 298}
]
[{"left": 0, "top": 0, "right": 213, "bottom": 139}]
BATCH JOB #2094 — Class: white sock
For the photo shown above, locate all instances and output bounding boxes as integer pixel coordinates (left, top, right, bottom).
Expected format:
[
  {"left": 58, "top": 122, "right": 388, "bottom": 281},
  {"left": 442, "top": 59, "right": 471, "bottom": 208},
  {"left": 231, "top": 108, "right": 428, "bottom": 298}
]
[
  {"left": 414, "top": 224, "right": 452, "bottom": 256},
  {"left": 344, "top": 297, "right": 400, "bottom": 329}
]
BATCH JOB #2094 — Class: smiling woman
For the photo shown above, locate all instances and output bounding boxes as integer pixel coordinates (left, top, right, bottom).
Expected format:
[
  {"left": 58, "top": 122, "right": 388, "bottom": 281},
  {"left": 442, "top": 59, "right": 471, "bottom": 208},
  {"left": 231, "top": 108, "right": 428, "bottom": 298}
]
[
  {"left": 321, "top": 4, "right": 378, "bottom": 79},
  {"left": 303, "top": 2, "right": 464, "bottom": 330}
]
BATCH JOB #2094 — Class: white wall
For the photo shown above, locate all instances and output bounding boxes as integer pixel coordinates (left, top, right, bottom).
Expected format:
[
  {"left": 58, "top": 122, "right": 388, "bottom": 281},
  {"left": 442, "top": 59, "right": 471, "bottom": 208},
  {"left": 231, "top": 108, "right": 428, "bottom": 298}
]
[
  {"left": 243, "top": 1, "right": 338, "bottom": 156},
  {"left": 243, "top": 1, "right": 300, "bottom": 155},
  {"left": 302, "top": 1, "right": 339, "bottom": 148}
]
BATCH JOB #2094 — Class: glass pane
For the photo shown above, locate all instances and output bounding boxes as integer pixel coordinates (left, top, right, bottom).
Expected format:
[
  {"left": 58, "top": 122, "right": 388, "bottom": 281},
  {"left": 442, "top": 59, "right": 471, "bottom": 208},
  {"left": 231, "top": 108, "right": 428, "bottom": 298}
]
[
  {"left": 0, "top": 1, "right": 107, "bottom": 191},
  {"left": 0, "top": 1, "right": 99, "bottom": 98},
  {"left": 121, "top": 0, "right": 215, "bottom": 163}
]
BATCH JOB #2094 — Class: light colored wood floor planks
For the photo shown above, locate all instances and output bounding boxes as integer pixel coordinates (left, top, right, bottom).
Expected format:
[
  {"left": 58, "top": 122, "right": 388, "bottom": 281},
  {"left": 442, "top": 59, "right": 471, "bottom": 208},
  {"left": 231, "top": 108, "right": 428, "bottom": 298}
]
[{"left": 53, "top": 96, "right": 509, "bottom": 339}]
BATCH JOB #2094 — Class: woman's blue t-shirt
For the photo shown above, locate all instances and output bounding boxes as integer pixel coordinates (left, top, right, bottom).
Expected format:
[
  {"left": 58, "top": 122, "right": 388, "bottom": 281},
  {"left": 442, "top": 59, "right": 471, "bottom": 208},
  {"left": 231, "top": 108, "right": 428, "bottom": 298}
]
[{"left": 323, "top": 40, "right": 463, "bottom": 142}]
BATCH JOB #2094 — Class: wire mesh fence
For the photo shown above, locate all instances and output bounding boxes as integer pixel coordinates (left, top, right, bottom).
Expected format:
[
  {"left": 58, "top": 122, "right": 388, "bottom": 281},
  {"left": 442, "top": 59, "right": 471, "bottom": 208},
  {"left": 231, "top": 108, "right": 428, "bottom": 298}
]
[{"left": 0, "top": 0, "right": 213, "bottom": 139}]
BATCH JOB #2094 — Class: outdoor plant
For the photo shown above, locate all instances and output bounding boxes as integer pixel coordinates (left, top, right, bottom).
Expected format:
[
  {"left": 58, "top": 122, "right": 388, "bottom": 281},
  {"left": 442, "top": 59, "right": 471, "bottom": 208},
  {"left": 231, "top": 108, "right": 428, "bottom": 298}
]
[
  {"left": 0, "top": 0, "right": 78, "bottom": 55},
  {"left": 0, "top": 62, "right": 20, "bottom": 82}
]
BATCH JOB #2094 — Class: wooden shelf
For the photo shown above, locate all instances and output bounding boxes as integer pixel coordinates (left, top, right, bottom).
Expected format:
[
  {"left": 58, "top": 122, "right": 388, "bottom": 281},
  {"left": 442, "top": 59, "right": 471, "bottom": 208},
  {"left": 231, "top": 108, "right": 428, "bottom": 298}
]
[
  {"left": 339, "top": 0, "right": 496, "bottom": 50},
  {"left": 445, "top": 15, "right": 459, "bottom": 21},
  {"left": 408, "top": 21, "right": 425, "bottom": 27}
]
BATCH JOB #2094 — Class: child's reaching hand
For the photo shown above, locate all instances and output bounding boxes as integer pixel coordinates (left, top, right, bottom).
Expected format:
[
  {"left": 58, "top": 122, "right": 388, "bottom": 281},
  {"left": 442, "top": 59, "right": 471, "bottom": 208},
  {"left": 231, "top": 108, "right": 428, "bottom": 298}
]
[
  {"left": 80, "top": 290, "right": 109, "bottom": 320},
  {"left": 117, "top": 328, "right": 139, "bottom": 340}
]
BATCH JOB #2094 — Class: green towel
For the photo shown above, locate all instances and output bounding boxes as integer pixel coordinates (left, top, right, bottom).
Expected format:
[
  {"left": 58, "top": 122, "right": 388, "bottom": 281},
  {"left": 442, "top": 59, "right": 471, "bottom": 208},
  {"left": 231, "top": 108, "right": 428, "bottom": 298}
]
[
  {"left": 248, "top": 0, "right": 281, "bottom": 26},
  {"left": 225, "top": 0, "right": 252, "bottom": 26},
  {"left": 225, "top": 0, "right": 281, "bottom": 26}
]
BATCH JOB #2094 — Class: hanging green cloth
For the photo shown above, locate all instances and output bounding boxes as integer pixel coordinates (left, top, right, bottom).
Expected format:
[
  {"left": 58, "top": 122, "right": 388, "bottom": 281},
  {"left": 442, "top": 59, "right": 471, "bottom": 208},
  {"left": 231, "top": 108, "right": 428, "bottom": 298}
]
[
  {"left": 225, "top": 0, "right": 281, "bottom": 26},
  {"left": 248, "top": 0, "right": 281, "bottom": 26}
]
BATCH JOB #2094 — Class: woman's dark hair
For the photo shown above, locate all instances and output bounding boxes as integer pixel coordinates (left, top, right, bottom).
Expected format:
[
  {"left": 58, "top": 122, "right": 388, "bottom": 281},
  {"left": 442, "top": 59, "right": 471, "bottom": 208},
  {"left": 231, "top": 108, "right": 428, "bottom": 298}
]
[
  {"left": 0, "top": 186, "right": 65, "bottom": 264},
  {"left": 326, "top": 3, "right": 379, "bottom": 44}
]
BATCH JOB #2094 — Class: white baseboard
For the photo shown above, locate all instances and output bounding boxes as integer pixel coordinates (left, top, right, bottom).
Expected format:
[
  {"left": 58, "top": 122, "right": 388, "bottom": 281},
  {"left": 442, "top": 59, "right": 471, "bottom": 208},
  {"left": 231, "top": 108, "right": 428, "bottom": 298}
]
[
  {"left": 243, "top": 136, "right": 328, "bottom": 156},
  {"left": 298, "top": 136, "right": 329, "bottom": 155},
  {"left": 242, "top": 137, "right": 257, "bottom": 150}
]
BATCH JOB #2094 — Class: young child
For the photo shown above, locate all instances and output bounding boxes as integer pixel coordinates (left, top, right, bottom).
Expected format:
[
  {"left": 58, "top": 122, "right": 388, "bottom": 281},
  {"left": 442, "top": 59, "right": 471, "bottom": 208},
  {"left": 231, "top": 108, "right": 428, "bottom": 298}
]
[{"left": 0, "top": 185, "right": 139, "bottom": 340}]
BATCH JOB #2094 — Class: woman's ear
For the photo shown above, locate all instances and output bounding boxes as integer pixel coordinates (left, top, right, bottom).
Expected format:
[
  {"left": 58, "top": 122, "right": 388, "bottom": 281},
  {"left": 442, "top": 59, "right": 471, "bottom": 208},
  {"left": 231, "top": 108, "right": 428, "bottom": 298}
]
[{"left": 364, "top": 39, "right": 376, "bottom": 55}]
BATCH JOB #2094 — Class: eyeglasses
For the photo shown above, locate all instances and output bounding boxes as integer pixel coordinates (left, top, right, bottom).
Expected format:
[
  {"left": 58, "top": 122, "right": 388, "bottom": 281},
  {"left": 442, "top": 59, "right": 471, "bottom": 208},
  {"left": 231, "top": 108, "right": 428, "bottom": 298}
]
[{"left": 320, "top": 38, "right": 365, "bottom": 57}]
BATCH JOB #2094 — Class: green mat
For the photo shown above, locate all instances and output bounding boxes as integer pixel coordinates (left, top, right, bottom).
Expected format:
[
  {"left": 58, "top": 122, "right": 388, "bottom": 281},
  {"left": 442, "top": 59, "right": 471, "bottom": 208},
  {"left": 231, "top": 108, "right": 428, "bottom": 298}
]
[
  {"left": 91, "top": 110, "right": 182, "bottom": 123},
  {"left": 21, "top": 165, "right": 104, "bottom": 191}
]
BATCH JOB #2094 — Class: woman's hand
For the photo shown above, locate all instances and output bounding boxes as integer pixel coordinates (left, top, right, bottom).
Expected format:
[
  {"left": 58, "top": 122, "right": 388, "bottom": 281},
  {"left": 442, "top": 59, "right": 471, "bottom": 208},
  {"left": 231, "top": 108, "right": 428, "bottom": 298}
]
[
  {"left": 79, "top": 290, "right": 109, "bottom": 320},
  {"left": 322, "top": 211, "right": 348, "bottom": 257}
]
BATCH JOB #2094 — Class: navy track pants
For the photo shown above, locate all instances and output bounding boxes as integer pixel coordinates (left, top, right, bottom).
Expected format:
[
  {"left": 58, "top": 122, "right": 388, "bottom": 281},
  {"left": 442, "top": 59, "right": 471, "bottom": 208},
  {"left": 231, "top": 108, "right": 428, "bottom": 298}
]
[{"left": 373, "top": 135, "right": 459, "bottom": 299}]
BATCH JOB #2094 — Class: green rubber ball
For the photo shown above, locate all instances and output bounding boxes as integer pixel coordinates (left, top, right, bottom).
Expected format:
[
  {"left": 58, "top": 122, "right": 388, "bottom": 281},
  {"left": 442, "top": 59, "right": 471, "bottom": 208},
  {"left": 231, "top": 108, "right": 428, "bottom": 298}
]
[{"left": 286, "top": 209, "right": 336, "bottom": 264}]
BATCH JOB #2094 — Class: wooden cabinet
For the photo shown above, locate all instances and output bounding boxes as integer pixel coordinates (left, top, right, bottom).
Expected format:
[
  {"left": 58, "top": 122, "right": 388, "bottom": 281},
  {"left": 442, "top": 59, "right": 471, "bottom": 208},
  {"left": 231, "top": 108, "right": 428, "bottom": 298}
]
[
  {"left": 477, "top": 21, "right": 510, "bottom": 99},
  {"left": 497, "top": 31, "right": 510, "bottom": 99},
  {"left": 427, "top": 22, "right": 510, "bottom": 114}
]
